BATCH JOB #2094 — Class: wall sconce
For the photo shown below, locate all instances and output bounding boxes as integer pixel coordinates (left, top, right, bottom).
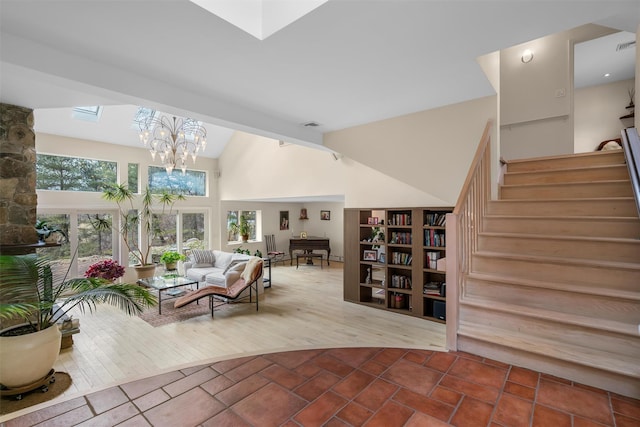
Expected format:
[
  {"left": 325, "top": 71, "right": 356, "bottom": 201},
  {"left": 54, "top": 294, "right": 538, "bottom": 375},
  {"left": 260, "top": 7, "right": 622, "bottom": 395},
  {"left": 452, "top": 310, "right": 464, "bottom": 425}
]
[{"left": 521, "top": 49, "right": 534, "bottom": 63}]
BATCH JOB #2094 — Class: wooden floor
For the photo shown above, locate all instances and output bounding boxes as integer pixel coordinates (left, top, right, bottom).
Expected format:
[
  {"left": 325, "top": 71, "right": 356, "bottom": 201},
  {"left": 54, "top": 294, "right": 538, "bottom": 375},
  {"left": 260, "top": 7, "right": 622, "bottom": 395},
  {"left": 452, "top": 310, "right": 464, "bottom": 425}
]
[{"left": 43, "top": 262, "right": 445, "bottom": 411}]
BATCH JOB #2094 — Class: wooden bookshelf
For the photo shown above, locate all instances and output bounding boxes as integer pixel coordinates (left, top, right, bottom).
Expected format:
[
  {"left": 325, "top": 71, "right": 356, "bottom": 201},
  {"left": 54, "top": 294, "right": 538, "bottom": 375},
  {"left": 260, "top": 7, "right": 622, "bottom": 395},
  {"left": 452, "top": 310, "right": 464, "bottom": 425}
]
[{"left": 344, "top": 207, "right": 452, "bottom": 323}]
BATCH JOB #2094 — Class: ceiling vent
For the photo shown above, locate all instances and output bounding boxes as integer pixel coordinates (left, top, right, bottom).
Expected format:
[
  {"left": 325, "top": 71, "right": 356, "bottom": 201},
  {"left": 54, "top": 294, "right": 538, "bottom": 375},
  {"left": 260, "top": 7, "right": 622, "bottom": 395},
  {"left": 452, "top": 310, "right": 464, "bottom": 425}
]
[
  {"left": 616, "top": 40, "right": 636, "bottom": 51},
  {"left": 303, "top": 121, "right": 320, "bottom": 127}
]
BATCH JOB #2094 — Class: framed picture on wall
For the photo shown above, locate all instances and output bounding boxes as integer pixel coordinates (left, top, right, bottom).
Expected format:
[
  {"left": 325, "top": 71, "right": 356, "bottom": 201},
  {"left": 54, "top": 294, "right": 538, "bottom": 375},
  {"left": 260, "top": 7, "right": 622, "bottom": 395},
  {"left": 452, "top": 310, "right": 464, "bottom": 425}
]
[
  {"left": 279, "top": 211, "right": 289, "bottom": 230},
  {"left": 321, "top": 210, "right": 330, "bottom": 220}
]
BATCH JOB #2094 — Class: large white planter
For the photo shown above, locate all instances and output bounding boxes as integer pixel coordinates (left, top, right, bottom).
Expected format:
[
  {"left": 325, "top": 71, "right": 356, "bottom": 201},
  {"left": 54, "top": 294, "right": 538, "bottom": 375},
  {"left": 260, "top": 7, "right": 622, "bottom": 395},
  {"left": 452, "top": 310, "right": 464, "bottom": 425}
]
[{"left": 0, "top": 325, "right": 62, "bottom": 388}]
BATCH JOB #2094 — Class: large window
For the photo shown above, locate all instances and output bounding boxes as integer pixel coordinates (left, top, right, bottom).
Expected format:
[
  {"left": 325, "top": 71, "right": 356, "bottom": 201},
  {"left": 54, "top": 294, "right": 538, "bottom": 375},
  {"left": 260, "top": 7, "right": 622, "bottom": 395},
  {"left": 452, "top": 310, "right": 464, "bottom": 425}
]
[
  {"left": 37, "top": 154, "right": 117, "bottom": 191},
  {"left": 226, "top": 210, "right": 261, "bottom": 243},
  {"left": 148, "top": 166, "right": 206, "bottom": 196}
]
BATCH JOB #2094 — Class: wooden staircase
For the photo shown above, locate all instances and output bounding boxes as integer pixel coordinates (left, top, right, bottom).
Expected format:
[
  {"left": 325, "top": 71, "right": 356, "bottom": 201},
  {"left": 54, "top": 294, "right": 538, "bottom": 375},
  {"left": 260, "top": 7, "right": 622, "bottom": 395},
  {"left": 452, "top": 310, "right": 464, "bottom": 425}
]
[{"left": 456, "top": 149, "right": 640, "bottom": 398}]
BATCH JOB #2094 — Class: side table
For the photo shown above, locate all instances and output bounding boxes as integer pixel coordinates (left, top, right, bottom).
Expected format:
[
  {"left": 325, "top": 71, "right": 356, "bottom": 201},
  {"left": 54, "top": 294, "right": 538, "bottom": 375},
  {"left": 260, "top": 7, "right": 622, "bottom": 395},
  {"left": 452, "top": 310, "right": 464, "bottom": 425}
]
[{"left": 262, "top": 257, "right": 272, "bottom": 288}]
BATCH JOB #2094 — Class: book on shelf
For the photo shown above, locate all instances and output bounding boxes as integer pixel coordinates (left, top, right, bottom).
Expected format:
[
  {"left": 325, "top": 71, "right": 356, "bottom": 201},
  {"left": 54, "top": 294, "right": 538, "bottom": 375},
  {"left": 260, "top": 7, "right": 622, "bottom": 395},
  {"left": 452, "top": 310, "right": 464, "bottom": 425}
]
[
  {"left": 423, "top": 282, "right": 442, "bottom": 295},
  {"left": 424, "top": 212, "right": 447, "bottom": 227},
  {"left": 389, "top": 213, "right": 411, "bottom": 226}
]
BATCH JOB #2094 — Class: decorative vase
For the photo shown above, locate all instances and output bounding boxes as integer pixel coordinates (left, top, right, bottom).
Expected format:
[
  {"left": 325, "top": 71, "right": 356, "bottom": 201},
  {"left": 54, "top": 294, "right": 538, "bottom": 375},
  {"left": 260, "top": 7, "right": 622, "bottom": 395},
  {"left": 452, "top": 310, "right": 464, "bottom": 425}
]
[
  {"left": 0, "top": 325, "right": 61, "bottom": 388},
  {"left": 134, "top": 264, "right": 156, "bottom": 279},
  {"left": 164, "top": 262, "right": 177, "bottom": 271}
]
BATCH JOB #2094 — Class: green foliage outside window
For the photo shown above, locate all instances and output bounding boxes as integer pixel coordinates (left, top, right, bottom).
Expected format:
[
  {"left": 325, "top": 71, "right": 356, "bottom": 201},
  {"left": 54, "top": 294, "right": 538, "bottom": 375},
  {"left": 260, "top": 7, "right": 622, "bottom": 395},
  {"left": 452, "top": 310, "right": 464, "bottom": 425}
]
[
  {"left": 148, "top": 166, "right": 205, "bottom": 196},
  {"left": 36, "top": 154, "right": 116, "bottom": 191}
]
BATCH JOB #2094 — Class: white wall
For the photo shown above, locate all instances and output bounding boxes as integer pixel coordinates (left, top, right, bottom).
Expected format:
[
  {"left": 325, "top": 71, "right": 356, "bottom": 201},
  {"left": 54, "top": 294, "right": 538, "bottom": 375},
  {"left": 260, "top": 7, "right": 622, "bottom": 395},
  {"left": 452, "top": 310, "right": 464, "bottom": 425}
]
[
  {"left": 574, "top": 78, "right": 635, "bottom": 153},
  {"left": 324, "top": 96, "right": 496, "bottom": 205}
]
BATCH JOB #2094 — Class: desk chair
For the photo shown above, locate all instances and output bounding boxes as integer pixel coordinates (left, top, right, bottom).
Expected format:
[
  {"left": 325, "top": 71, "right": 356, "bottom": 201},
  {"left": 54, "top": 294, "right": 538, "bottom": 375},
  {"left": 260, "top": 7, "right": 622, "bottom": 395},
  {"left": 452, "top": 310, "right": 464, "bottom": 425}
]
[{"left": 265, "top": 234, "right": 285, "bottom": 266}]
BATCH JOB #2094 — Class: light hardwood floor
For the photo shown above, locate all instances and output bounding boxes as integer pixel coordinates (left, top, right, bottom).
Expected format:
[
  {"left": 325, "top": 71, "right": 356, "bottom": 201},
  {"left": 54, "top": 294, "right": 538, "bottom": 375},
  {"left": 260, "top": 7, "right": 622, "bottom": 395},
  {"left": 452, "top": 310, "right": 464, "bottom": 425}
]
[{"left": 52, "top": 262, "right": 445, "bottom": 400}]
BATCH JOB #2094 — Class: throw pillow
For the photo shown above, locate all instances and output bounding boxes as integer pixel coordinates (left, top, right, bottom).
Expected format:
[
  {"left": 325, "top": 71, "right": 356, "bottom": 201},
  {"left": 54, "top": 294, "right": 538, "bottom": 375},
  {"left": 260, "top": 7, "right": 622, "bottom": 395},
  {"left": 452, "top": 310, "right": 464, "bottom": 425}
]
[
  {"left": 223, "top": 260, "right": 246, "bottom": 275},
  {"left": 190, "top": 249, "right": 215, "bottom": 267},
  {"left": 213, "top": 251, "right": 233, "bottom": 269},
  {"left": 224, "top": 270, "right": 242, "bottom": 286}
]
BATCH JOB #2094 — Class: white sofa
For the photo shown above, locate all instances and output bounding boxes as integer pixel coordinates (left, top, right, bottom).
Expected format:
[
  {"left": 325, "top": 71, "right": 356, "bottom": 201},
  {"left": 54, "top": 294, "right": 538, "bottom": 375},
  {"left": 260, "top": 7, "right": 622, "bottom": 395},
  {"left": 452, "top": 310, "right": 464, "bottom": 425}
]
[{"left": 183, "top": 250, "right": 262, "bottom": 293}]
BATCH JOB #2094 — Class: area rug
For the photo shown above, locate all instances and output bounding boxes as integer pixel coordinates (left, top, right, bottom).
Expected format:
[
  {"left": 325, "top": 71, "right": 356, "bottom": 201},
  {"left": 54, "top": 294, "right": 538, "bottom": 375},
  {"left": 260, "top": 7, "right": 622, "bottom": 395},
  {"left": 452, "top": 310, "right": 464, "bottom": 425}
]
[
  {"left": 0, "top": 372, "right": 71, "bottom": 416},
  {"left": 139, "top": 294, "right": 232, "bottom": 327}
]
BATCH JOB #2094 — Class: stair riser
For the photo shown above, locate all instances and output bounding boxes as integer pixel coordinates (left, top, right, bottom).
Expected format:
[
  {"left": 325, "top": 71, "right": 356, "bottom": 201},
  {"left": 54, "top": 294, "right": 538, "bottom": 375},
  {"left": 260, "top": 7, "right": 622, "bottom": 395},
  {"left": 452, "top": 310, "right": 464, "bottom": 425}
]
[
  {"left": 503, "top": 166, "right": 629, "bottom": 185},
  {"left": 471, "top": 255, "right": 640, "bottom": 291},
  {"left": 500, "top": 181, "right": 633, "bottom": 199},
  {"left": 463, "top": 278, "right": 640, "bottom": 325},
  {"left": 488, "top": 199, "right": 638, "bottom": 217},
  {"left": 456, "top": 336, "right": 640, "bottom": 399},
  {"left": 459, "top": 306, "right": 640, "bottom": 358},
  {"left": 506, "top": 151, "right": 625, "bottom": 172},
  {"left": 477, "top": 235, "right": 640, "bottom": 263},
  {"left": 483, "top": 217, "right": 640, "bottom": 238}
]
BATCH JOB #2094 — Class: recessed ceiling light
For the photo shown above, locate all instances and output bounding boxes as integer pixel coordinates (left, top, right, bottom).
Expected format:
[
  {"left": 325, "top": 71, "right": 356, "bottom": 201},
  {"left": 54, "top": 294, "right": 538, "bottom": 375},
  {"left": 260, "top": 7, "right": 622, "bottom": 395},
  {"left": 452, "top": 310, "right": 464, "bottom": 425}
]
[
  {"left": 603, "top": 73, "right": 611, "bottom": 78},
  {"left": 303, "top": 121, "right": 320, "bottom": 127}
]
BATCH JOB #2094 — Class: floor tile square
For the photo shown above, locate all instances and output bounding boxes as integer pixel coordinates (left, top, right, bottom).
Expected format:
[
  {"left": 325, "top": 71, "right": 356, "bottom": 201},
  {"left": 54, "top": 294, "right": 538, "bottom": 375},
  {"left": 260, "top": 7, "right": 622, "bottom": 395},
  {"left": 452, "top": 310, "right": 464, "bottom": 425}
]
[
  {"left": 372, "top": 348, "right": 407, "bottom": 366},
  {"left": 363, "top": 400, "right": 414, "bottom": 427},
  {"left": 201, "top": 409, "right": 252, "bottom": 427},
  {"left": 224, "top": 357, "right": 272, "bottom": 382},
  {"left": 449, "top": 396, "right": 493, "bottom": 427},
  {"left": 264, "top": 349, "right": 322, "bottom": 369},
  {"left": 537, "top": 378, "right": 613, "bottom": 425},
  {"left": 313, "top": 354, "right": 356, "bottom": 377},
  {"left": 532, "top": 404, "right": 571, "bottom": 427},
  {"left": 260, "top": 364, "right": 307, "bottom": 390},
  {"left": 354, "top": 379, "right": 398, "bottom": 411},
  {"left": 337, "top": 401, "right": 373, "bottom": 426},
  {"left": 430, "top": 386, "right": 462, "bottom": 406},
  {"left": 439, "top": 374, "right": 500, "bottom": 404},
  {"left": 508, "top": 366, "right": 540, "bottom": 388},
  {"left": 215, "top": 373, "right": 269, "bottom": 406},
  {"left": 294, "top": 370, "right": 341, "bottom": 401},
  {"left": 120, "top": 371, "right": 185, "bottom": 400},
  {"left": 294, "top": 391, "right": 348, "bottom": 427},
  {"left": 233, "top": 382, "right": 307, "bottom": 427},
  {"left": 85, "top": 386, "right": 129, "bottom": 414},
  {"left": 382, "top": 358, "right": 442, "bottom": 395},
  {"left": 425, "top": 352, "right": 457, "bottom": 372},
  {"left": 393, "top": 388, "right": 453, "bottom": 422},
  {"left": 325, "top": 347, "right": 381, "bottom": 368},
  {"left": 448, "top": 357, "right": 507, "bottom": 389},
  {"left": 333, "top": 369, "right": 376, "bottom": 400},
  {"left": 144, "top": 388, "right": 224, "bottom": 427},
  {"left": 493, "top": 393, "right": 533, "bottom": 427}
]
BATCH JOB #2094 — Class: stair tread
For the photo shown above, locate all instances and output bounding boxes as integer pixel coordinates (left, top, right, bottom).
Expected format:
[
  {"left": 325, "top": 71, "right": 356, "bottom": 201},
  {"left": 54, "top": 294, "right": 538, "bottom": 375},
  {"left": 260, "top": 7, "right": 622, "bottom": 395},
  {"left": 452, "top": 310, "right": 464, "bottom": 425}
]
[
  {"left": 505, "top": 164, "right": 628, "bottom": 175},
  {"left": 491, "top": 197, "right": 636, "bottom": 203},
  {"left": 479, "top": 231, "right": 640, "bottom": 244},
  {"left": 485, "top": 214, "right": 639, "bottom": 221},
  {"left": 466, "top": 272, "right": 640, "bottom": 301},
  {"left": 458, "top": 321, "right": 640, "bottom": 377},
  {"left": 474, "top": 250, "right": 640, "bottom": 270},
  {"left": 460, "top": 296, "right": 638, "bottom": 336},
  {"left": 507, "top": 150, "right": 624, "bottom": 164},
  {"left": 501, "top": 179, "right": 630, "bottom": 188}
]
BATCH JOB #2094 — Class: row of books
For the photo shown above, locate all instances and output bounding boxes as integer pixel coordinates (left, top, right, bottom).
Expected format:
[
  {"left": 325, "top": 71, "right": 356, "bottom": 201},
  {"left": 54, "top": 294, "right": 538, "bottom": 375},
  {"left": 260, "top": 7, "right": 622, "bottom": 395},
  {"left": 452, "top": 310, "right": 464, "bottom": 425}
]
[
  {"left": 389, "top": 232, "right": 412, "bottom": 245},
  {"left": 424, "top": 229, "right": 445, "bottom": 247},
  {"left": 424, "top": 213, "right": 447, "bottom": 227},
  {"left": 425, "top": 251, "right": 441, "bottom": 269},
  {"left": 389, "top": 274, "right": 412, "bottom": 289},
  {"left": 390, "top": 252, "right": 412, "bottom": 265},
  {"left": 388, "top": 213, "right": 412, "bottom": 226}
]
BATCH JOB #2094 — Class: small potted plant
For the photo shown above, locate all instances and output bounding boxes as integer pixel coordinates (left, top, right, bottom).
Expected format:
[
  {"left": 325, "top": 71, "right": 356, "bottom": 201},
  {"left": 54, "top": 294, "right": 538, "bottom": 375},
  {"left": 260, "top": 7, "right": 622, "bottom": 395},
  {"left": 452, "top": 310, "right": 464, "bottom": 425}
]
[
  {"left": 85, "top": 259, "right": 126, "bottom": 281},
  {"left": 159, "top": 251, "right": 186, "bottom": 271}
]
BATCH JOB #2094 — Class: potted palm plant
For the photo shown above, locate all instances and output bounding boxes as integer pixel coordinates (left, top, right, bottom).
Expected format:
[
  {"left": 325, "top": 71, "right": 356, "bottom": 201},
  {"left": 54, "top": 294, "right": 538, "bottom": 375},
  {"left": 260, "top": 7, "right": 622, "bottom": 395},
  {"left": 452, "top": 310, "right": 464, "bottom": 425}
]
[
  {"left": 159, "top": 251, "right": 186, "bottom": 271},
  {"left": 0, "top": 252, "right": 156, "bottom": 391},
  {"left": 102, "top": 183, "right": 185, "bottom": 279}
]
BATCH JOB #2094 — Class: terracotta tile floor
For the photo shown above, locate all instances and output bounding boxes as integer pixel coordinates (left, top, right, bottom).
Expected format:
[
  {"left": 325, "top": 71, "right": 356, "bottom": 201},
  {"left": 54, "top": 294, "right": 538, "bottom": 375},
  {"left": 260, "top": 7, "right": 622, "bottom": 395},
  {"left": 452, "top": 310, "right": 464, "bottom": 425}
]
[{"left": 4, "top": 348, "right": 639, "bottom": 427}]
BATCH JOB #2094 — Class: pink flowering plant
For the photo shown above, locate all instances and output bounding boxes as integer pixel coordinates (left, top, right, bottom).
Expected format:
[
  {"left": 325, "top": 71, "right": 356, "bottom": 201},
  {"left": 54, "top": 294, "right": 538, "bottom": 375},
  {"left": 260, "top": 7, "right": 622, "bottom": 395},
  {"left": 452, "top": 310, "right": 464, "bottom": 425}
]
[{"left": 85, "top": 259, "right": 125, "bottom": 281}]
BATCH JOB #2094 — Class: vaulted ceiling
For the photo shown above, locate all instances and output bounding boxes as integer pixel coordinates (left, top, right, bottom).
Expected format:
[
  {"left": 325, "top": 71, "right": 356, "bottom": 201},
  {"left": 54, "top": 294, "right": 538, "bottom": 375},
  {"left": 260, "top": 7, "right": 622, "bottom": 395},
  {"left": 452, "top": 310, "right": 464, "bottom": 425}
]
[{"left": 1, "top": 1, "right": 638, "bottom": 157}]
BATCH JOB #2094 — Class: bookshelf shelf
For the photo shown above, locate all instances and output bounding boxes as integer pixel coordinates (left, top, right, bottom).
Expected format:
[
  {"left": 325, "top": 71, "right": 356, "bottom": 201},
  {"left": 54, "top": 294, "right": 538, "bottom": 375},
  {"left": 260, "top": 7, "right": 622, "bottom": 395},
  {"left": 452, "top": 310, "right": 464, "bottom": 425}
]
[{"left": 344, "top": 207, "right": 452, "bottom": 323}]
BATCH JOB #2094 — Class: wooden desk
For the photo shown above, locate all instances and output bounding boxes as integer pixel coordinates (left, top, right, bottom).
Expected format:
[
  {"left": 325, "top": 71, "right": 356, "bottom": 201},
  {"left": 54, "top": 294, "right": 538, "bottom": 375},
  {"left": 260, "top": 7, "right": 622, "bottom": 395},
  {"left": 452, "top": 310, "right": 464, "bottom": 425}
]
[{"left": 289, "top": 237, "right": 330, "bottom": 266}]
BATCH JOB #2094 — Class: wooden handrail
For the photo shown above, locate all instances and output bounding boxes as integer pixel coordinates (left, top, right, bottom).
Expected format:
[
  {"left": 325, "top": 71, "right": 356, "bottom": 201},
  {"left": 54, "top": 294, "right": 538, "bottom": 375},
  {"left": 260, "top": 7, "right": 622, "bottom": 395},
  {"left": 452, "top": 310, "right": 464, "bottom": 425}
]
[
  {"left": 621, "top": 128, "right": 640, "bottom": 219},
  {"left": 453, "top": 121, "right": 493, "bottom": 215},
  {"left": 445, "top": 120, "right": 493, "bottom": 350}
]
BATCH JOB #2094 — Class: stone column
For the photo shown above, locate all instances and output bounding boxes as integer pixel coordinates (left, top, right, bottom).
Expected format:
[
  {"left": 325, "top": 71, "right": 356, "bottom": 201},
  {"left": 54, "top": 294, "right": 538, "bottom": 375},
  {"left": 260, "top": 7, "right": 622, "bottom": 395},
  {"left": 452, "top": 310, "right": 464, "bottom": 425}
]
[{"left": 0, "top": 103, "right": 37, "bottom": 250}]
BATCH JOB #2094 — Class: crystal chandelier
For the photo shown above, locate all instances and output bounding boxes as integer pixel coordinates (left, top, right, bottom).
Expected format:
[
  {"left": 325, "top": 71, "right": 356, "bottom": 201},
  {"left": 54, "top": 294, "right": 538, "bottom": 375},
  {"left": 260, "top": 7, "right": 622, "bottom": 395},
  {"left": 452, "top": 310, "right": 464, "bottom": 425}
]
[{"left": 138, "top": 114, "right": 207, "bottom": 174}]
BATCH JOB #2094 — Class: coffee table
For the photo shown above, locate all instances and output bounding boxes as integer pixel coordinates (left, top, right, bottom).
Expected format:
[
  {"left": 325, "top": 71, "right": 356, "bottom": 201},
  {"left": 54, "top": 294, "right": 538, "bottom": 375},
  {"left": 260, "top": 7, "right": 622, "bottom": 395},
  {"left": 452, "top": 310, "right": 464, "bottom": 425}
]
[{"left": 137, "top": 276, "right": 198, "bottom": 314}]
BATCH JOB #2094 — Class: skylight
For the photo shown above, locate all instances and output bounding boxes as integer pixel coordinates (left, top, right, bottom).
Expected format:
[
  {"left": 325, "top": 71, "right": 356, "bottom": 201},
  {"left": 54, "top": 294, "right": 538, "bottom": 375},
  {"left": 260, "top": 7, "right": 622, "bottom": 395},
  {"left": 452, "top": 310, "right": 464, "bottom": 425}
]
[
  {"left": 72, "top": 106, "right": 102, "bottom": 122},
  {"left": 132, "top": 107, "right": 157, "bottom": 129}
]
